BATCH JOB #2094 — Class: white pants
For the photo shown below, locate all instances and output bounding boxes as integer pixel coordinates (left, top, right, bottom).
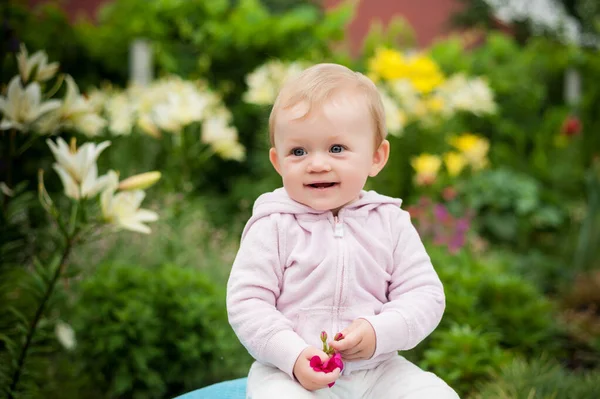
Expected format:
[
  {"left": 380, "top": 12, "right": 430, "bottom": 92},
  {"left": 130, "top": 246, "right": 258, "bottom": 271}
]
[{"left": 246, "top": 355, "right": 460, "bottom": 399}]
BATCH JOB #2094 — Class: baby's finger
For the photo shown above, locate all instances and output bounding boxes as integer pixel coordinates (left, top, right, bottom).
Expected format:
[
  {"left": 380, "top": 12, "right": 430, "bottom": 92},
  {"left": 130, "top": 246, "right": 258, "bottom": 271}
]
[
  {"left": 341, "top": 343, "right": 363, "bottom": 357},
  {"left": 310, "top": 368, "right": 340, "bottom": 388},
  {"left": 330, "top": 331, "right": 361, "bottom": 351}
]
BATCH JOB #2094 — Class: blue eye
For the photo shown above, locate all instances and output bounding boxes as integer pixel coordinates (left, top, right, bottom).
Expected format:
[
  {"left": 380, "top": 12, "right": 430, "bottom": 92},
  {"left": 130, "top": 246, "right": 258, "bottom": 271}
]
[
  {"left": 291, "top": 148, "right": 306, "bottom": 156},
  {"left": 330, "top": 144, "right": 344, "bottom": 153}
]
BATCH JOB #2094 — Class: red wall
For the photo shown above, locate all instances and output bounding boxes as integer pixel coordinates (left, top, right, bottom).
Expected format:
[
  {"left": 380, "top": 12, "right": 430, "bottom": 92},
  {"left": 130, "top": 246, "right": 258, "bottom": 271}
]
[
  {"left": 28, "top": 0, "right": 465, "bottom": 53},
  {"left": 324, "top": 0, "right": 465, "bottom": 53},
  {"left": 28, "top": 0, "right": 106, "bottom": 22}
]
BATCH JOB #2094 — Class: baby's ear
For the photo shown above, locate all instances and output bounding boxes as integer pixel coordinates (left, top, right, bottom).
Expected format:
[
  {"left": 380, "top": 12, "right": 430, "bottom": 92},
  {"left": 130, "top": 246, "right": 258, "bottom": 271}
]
[
  {"left": 369, "top": 140, "right": 390, "bottom": 177},
  {"left": 269, "top": 147, "right": 282, "bottom": 176}
]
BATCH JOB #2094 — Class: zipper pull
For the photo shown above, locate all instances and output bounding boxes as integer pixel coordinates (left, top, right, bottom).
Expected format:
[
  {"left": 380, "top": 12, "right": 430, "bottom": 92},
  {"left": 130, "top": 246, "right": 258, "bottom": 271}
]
[{"left": 334, "top": 217, "right": 344, "bottom": 238}]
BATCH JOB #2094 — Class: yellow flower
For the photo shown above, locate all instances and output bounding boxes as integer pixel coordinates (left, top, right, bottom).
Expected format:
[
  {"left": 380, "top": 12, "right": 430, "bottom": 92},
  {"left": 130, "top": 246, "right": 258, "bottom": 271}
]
[
  {"left": 443, "top": 152, "right": 467, "bottom": 177},
  {"left": 425, "top": 96, "right": 445, "bottom": 114},
  {"left": 450, "top": 133, "right": 490, "bottom": 170},
  {"left": 367, "top": 48, "right": 407, "bottom": 81},
  {"left": 411, "top": 154, "right": 442, "bottom": 186},
  {"left": 368, "top": 49, "right": 445, "bottom": 94},
  {"left": 406, "top": 55, "right": 445, "bottom": 93}
]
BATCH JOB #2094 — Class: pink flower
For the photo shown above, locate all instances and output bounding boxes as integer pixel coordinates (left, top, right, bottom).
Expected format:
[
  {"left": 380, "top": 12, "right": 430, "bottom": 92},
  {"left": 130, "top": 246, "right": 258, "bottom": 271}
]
[
  {"left": 309, "top": 353, "right": 344, "bottom": 387},
  {"left": 334, "top": 332, "right": 344, "bottom": 341}
]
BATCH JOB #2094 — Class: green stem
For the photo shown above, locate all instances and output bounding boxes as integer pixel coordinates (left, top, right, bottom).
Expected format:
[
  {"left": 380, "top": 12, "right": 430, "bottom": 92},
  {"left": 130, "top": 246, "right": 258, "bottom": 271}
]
[
  {"left": 7, "top": 235, "right": 77, "bottom": 398},
  {"left": 68, "top": 200, "right": 80, "bottom": 236},
  {"left": 8, "top": 129, "right": 15, "bottom": 188},
  {"left": 2, "top": 129, "right": 16, "bottom": 213},
  {"left": 16, "top": 134, "right": 39, "bottom": 157}
]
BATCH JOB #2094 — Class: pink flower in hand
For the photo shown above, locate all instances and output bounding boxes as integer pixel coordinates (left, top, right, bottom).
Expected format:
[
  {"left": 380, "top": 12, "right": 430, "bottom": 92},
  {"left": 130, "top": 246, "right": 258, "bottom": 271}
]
[{"left": 309, "top": 353, "right": 344, "bottom": 387}]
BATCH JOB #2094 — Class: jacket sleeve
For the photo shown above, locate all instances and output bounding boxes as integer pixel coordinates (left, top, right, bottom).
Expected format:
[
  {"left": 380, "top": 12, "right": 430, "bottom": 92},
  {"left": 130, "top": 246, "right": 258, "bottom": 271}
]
[
  {"left": 226, "top": 214, "right": 309, "bottom": 378},
  {"left": 362, "top": 208, "right": 445, "bottom": 358}
]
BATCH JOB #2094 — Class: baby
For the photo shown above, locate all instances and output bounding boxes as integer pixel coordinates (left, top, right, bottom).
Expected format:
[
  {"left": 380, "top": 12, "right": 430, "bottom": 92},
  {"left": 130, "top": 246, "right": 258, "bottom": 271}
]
[{"left": 227, "top": 63, "right": 459, "bottom": 398}]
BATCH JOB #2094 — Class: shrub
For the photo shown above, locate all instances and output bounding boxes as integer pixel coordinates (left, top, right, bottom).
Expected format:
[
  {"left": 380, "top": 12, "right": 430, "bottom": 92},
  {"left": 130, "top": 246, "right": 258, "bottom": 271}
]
[
  {"left": 405, "top": 245, "right": 564, "bottom": 396},
  {"left": 473, "top": 357, "right": 600, "bottom": 399},
  {"left": 420, "top": 324, "right": 511, "bottom": 396},
  {"left": 459, "top": 167, "right": 565, "bottom": 250},
  {"left": 70, "top": 262, "right": 252, "bottom": 399}
]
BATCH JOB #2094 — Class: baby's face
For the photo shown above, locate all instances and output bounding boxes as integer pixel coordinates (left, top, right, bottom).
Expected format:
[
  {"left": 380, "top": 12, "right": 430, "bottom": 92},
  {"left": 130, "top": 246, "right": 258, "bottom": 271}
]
[{"left": 270, "top": 93, "right": 389, "bottom": 214}]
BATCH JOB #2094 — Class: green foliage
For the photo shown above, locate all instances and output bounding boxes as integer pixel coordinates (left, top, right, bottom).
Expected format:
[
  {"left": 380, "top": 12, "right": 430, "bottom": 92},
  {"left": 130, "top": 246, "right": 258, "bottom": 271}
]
[
  {"left": 405, "top": 245, "right": 564, "bottom": 396},
  {"left": 0, "top": 252, "right": 71, "bottom": 398},
  {"left": 459, "top": 167, "right": 565, "bottom": 248},
  {"left": 476, "top": 274, "right": 561, "bottom": 354},
  {"left": 432, "top": 246, "right": 562, "bottom": 357},
  {"left": 573, "top": 159, "right": 600, "bottom": 271},
  {"left": 420, "top": 324, "right": 511, "bottom": 395},
  {"left": 71, "top": 193, "right": 242, "bottom": 284},
  {"left": 489, "top": 250, "right": 570, "bottom": 295},
  {"left": 2, "top": 2, "right": 125, "bottom": 89},
  {"left": 0, "top": 183, "right": 37, "bottom": 271},
  {"left": 74, "top": 0, "right": 350, "bottom": 83},
  {"left": 473, "top": 357, "right": 600, "bottom": 399},
  {"left": 361, "top": 16, "right": 416, "bottom": 57},
  {"left": 71, "top": 262, "right": 252, "bottom": 399}
]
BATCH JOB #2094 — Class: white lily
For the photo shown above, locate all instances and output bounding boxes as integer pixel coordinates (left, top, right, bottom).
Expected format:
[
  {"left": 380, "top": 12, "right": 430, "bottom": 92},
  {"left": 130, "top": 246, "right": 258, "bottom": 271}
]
[
  {"left": 379, "top": 89, "right": 405, "bottom": 136},
  {"left": 201, "top": 109, "right": 238, "bottom": 144},
  {"left": 101, "top": 171, "right": 159, "bottom": 234},
  {"left": 118, "top": 171, "right": 161, "bottom": 191},
  {"left": 55, "top": 321, "right": 76, "bottom": 351},
  {"left": 211, "top": 140, "right": 246, "bottom": 161},
  {"left": 56, "top": 75, "right": 107, "bottom": 136},
  {"left": 17, "top": 44, "right": 59, "bottom": 83},
  {"left": 46, "top": 137, "right": 112, "bottom": 199},
  {"left": 104, "top": 93, "right": 136, "bottom": 136},
  {"left": 0, "top": 76, "right": 61, "bottom": 131},
  {"left": 243, "top": 60, "right": 305, "bottom": 105}
]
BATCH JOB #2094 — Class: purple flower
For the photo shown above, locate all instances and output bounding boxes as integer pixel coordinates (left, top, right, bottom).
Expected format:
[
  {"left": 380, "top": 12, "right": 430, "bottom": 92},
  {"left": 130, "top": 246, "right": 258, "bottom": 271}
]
[{"left": 434, "top": 204, "right": 450, "bottom": 223}]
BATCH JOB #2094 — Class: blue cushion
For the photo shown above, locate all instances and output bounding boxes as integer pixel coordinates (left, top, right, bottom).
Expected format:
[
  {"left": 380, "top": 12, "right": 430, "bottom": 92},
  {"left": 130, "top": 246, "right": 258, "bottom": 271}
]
[{"left": 174, "top": 378, "right": 247, "bottom": 399}]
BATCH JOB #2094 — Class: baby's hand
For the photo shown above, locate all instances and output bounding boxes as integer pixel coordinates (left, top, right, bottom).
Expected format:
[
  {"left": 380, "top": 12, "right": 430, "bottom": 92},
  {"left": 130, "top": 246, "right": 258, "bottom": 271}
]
[
  {"left": 329, "top": 318, "right": 376, "bottom": 361},
  {"left": 293, "top": 347, "right": 341, "bottom": 391}
]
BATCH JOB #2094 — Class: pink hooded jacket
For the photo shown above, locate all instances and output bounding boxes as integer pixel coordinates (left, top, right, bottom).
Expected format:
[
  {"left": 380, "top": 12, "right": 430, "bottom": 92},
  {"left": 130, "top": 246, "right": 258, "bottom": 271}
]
[{"left": 226, "top": 188, "right": 445, "bottom": 378}]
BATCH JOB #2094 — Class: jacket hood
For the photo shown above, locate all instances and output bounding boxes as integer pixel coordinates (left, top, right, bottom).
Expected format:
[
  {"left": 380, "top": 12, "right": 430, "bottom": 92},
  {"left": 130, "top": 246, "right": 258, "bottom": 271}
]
[{"left": 250, "top": 187, "right": 402, "bottom": 222}]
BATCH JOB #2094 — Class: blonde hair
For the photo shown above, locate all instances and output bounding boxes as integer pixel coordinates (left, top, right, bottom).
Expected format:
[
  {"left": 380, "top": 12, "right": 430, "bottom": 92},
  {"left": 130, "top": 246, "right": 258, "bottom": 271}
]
[{"left": 268, "top": 63, "right": 387, "bottom": 147}]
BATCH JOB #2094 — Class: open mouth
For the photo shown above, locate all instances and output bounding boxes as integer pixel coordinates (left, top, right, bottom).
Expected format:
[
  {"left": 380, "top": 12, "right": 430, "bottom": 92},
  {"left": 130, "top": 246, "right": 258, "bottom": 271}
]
[{"left": 306, "top": 182, "right": 338, "bottom": 189}]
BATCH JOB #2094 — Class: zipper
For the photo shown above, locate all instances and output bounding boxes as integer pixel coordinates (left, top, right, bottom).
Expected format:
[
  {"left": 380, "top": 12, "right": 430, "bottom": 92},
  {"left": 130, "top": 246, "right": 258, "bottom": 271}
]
[
  {"left": 332, "top": 215, "right": 345, "bottom": 344},
  {"left": 333, "top": 216, "right": 344, "bottom": 237}
]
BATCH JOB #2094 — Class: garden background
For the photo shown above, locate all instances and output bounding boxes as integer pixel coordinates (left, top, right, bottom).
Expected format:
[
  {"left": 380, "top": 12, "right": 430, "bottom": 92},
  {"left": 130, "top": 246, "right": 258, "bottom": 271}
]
[{"left": 1, "top": 0, "right": 599, "bottom": 398}]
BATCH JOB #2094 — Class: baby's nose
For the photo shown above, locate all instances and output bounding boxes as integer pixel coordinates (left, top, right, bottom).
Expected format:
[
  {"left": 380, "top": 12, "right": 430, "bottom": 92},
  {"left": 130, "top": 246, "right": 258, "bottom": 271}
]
[{"left": 307, "top": 154, "right": 332, "bottom": 172}]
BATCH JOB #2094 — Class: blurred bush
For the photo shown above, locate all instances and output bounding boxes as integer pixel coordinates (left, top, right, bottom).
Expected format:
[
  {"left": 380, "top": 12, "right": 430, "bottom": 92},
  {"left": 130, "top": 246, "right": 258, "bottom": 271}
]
[
  {"left": 403, "top": 244, "right": 563, "bottom": 397},
  {"left": 70, "top": 262, "right": 252, "bottom": 399},
  {"left": 473, "top": 356, "right": 600, "bottom": 399},
  {"left": 459, "top": 167, "right": 565, "bottom": 250}
]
